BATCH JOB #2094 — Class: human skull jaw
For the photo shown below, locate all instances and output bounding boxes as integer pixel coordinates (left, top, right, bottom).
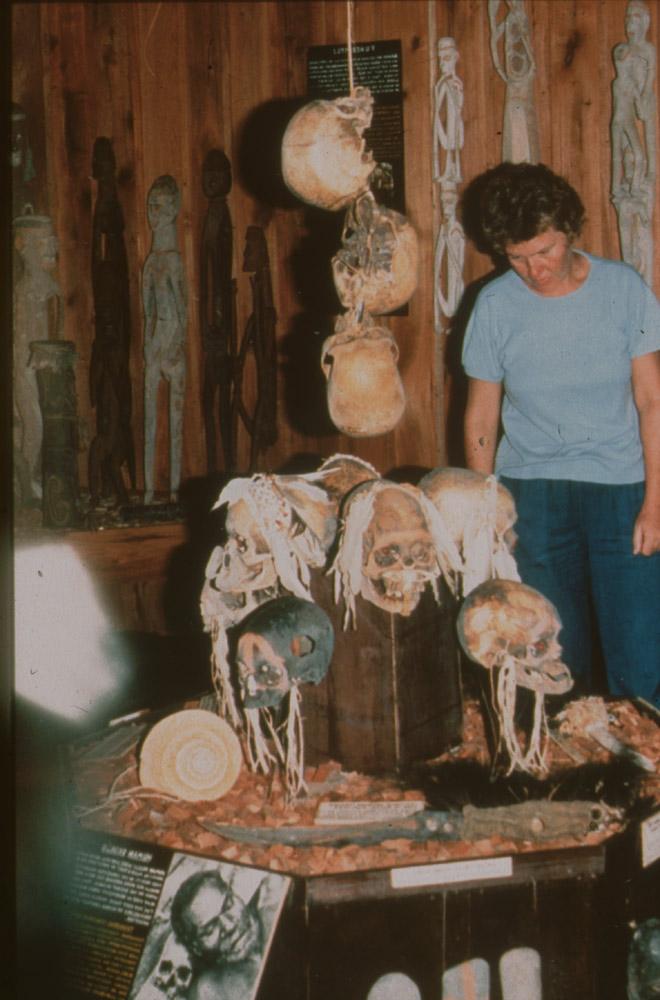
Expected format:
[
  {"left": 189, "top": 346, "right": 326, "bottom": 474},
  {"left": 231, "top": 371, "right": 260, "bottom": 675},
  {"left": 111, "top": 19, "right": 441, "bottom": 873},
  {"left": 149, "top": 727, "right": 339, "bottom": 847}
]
[{"left": 361, "top": 487, "right": 439, "bottom": 617}]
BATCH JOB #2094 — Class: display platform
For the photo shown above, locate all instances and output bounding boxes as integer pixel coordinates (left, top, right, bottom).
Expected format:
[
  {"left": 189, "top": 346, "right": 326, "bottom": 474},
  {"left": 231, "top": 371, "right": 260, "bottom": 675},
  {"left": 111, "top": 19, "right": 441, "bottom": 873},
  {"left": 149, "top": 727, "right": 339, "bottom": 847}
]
[{"left": 62, "top": 696, "right": 659, "bottom": 999}]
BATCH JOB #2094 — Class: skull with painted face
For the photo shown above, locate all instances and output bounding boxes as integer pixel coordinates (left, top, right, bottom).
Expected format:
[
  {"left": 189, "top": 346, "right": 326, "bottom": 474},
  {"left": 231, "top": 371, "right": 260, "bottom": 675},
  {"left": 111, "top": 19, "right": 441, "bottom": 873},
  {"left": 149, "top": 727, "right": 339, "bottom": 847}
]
[
  {"left": 332, "top": 480, "right": 462, "bottom": 623},
  {"left": 457, "top": 579, "right": 573, "bottom": 695},
  {"left": 281, "top": 87, "right": 376, "bottom": 211},
  {"left": 146, "top": 934, "right": 192, "bottom": 1000},
  {"left": 321, "top": 311, "right": 406, "bottom": 437},
  {"left": 332, "top": 191, "right": 419, "bottom": 314},
  {"left": 235, "top": 596, "right": 334, "bottom": 709}
]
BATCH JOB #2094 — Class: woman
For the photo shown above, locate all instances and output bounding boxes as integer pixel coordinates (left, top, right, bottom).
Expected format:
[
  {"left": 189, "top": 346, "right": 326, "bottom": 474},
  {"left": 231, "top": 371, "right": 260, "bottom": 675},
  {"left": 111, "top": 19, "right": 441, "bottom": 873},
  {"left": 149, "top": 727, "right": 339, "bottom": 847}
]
[{"left": 462, "top": 161, "right": 660, "bottom": 705}]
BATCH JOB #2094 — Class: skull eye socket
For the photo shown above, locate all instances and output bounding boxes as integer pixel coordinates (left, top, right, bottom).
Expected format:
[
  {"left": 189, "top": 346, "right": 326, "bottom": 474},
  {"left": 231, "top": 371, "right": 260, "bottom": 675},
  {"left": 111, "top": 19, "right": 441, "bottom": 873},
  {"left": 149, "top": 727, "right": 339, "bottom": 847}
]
[
  {"left": 176, "top": 966, "right": 191, "bottom": 983},
  {"left": 374, "top": 545, "right": 400, "bottom": 567},
  {"left": 530, "top": 639, "right": 548, "bottom": 657},
  {"left": 291, "top": 634, "right": 314, "bottom": 657},
  {"left": 409, "top": 541, "right": 433, "bottom": 563},
  {"left": 235, "top": 535, "right": 249, "bottom": 554},
  {"left": 257, "top": 663, "right": 279, "bottom": 685},
  {"left": 159, "top": 961, "right": 173, "bottom": 975}
]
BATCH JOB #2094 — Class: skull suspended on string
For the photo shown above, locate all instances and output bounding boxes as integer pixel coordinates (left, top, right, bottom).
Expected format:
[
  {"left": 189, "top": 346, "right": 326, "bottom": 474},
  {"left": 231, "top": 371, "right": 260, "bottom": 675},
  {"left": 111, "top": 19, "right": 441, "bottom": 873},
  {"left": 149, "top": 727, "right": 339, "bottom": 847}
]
[
  {"left": 419, "top": 467, "right": 520, "bottom": 596},
  {"left": 200, "top": 472, "right": 337, "bottom": 728},
  {"left": 281, "top": 87, "right": 376, "bottom": 211},
  {"left": 321, "top": 309, "right": 406, "bottom": 437},
  {"left": 332, "top": 190, "right": 419, "bottom": 315},
  {"left": 233, "top": 596, "right": 334, "bottom": 796},
  {"left": 332, "top": 479, "right": 463, "bottom": 627},
  {"left": 457, "top": 579, "right": 573, "bottom": 775}
]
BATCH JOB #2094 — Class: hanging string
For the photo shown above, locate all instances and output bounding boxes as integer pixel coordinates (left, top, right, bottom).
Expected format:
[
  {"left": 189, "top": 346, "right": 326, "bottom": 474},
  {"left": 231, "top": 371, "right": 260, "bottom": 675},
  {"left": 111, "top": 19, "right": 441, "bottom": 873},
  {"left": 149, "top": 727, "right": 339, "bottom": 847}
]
[{"left": 346, "top": 0, "right": 355, "bottom": 94}]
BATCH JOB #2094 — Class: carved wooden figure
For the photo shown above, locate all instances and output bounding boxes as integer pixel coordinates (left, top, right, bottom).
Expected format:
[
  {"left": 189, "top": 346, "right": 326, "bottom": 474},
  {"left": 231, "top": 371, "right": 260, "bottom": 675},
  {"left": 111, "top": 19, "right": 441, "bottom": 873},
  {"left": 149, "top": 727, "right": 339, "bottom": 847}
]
[
  {"left": 88, "top": 137, "right": 135, "bottom": 506},
  {"left": 13, "top": 210, "right": 62, "bottom": 504},
  {"left": 233, "top": 226, "right": 277, "bottom": 472},
  {"left": 142, "top": 175, "right": 187, "bottom": 503},
  {"left": 433, "top": 38, "right": 464, "bottom": 186},
  {"left": 200, "top": 149, "right": 237, "bottom": 474},
  {"left": 611, "top": 0, "right": 656, "bottom": 286},
  {"left": 488, "top": 0, "right": 540, "bottom": 164},
  {"left": 31, "top": 340, "right": 80, "bottom": 528}
]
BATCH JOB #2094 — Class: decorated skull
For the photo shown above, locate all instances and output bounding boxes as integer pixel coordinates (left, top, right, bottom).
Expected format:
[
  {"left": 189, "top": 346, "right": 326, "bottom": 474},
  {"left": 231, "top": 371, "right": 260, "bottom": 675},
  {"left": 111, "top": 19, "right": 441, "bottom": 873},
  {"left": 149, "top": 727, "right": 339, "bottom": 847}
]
[
  {"left": 332, "top": 191, "right": 419, "bottom": 314},
  {"left": 313, "top": 452, "right": 380, "bottom": 512},
  {"left": 147, "top": 933, "right": 192, "bottom": 1000},
  {"left": 456, "top": 579, "right": 573, "bottom": 695},
  {"left": 321, "top": 312, "right": 406, "bottom": 437},
  {"left": 419, "top": 467, "right": 519, "bottom": 595},
  {"left": 235, "top": 596, "right": 334, "bottom": 709},
  {"left": 332, "top": 480, "right": 462, "bottom": 623},
  {"left": 281, "top": 87, "right": 376, "bottom": 211}
]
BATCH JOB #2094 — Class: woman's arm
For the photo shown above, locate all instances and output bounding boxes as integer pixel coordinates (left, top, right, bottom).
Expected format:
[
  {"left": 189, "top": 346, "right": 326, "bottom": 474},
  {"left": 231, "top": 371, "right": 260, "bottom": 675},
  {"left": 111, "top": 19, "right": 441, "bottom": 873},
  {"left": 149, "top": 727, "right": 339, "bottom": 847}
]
[
  {"left": 464, "top": 376, "right": 503, "bottom": 475},
  {"left": 632, "top": 349, "right": 660, "bottom": 555}
]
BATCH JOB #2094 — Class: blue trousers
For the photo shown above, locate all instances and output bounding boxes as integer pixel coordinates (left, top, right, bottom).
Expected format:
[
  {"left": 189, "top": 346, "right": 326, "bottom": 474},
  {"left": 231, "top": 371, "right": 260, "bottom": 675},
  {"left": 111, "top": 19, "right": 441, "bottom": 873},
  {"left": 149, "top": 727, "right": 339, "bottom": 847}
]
[{"left": 500, "top": 477, "right": 660, "bottom": 707}]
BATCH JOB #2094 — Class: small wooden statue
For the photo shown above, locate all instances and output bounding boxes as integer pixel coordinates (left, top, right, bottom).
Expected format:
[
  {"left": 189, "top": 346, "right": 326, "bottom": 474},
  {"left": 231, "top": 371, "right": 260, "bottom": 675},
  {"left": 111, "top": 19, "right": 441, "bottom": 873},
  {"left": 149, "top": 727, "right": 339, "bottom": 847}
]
[
  {"left": 234, "top": 226, "right": 277, "bottom": 471},
  {"left": 200, "top": 149, "right": 237, "bottom": 474},
  {"left": 488, "top": 0, "right": 541, "bottom": 164},
  {"left": 142, "top": 174, "right": 187, "bottom": 504},
  {"left": 611, "top": 0, "right": 656, "bottom": 286},
  {"left": 88, "top": 137, "right": 135, "bottom": 506},
  {"left": 13, "top": 210, "right": 62, "bottom": 504}
]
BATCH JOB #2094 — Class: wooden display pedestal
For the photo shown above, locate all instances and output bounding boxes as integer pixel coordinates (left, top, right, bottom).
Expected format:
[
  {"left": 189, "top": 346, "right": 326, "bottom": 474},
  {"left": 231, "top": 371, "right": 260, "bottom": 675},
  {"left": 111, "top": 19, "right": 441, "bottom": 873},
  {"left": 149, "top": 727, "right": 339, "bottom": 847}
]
[{"left": 303, "top": 569, "right": 463, "bottom": 776}]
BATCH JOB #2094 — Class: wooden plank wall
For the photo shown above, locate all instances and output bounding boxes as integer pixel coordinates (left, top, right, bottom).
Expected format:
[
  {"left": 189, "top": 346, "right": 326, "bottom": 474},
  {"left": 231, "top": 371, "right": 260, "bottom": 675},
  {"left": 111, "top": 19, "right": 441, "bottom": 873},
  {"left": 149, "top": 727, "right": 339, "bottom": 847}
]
[{"left": 12, "top": 0, "right": 660, "bottom": 493}]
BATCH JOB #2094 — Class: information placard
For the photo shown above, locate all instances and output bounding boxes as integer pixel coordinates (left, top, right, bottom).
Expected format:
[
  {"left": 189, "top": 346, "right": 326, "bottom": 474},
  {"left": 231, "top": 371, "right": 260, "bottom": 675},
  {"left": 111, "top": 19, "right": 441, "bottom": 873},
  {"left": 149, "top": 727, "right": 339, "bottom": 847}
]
[{"left": 61, "top": 829, "right": 290, "bottom": 1000}]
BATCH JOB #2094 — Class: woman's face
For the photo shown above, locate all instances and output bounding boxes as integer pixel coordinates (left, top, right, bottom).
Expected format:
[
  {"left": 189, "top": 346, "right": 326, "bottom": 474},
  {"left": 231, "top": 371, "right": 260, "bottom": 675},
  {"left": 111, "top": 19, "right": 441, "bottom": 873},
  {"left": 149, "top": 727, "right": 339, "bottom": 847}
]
[{"left": 504, "top": 227, "right": 575, "bottom": 296}]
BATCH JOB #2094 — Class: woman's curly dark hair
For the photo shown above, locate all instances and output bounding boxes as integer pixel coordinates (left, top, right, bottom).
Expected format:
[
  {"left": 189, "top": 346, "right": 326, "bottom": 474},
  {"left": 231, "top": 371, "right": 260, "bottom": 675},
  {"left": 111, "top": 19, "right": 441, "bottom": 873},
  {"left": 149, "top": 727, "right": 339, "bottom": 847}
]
[{"left": 461, "top": 162, "right": 586, "bottom": 257}]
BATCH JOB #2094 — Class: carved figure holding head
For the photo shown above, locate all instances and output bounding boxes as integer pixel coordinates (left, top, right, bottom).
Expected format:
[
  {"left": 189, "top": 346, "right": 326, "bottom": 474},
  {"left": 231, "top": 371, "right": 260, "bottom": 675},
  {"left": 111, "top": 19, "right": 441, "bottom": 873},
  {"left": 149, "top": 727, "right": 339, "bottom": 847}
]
[
  {"left": 488, "top": 0, "right": 540, "bottom": 163},
  {"left": 434, "top": 186, "right": 465, "bottom": 327},
  {"left": 142, "top": 174, "right": 187, "bottom": 504}
]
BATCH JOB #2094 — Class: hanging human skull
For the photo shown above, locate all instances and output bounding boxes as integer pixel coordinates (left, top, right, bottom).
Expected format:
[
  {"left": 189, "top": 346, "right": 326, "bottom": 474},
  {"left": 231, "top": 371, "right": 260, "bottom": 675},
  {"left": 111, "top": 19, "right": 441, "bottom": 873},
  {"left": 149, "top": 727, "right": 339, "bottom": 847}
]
[
  {"left": 332, "top": 479, "right": 462, "bottom": 623},
  {"left": 457, "top": 579, "right": 573, "bottom": 695},
  {"left": 419, "top": 467, "right": 519, "bottom": 595},
  {"left": 313, "top": 452, "right": 380, "bottom": 513},
  {"left": 149, "top": 934, "right": 193, "bottom": 1000},
  {"left": 332, "top": 191, "right": 419, "bottom": 314},
  {"left": 321, "top": 311, "right": 406, "bottom": 437},
  {"left": 281, "top": 87, "right": 376, "bottom": 211},
  {"left": 235, "top": 596, "right": 334, "bottom": 709}
]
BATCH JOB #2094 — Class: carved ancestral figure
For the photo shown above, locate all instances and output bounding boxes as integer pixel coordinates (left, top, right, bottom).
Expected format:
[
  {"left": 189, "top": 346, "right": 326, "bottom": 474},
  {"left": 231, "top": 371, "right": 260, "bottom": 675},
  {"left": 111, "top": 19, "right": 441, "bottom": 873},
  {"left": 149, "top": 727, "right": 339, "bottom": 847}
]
[
  {"left": 331, "top": 479, "right": 462, "bottom": 626},
  {"left": 611, "top": 0, "right": 656, "bottom": 285},
  {"left": 419, "top": 466, "right": 519, "bottom": 596},
  {"left": 32, "top": 340, "right": 80, "bottom": 528},
  {"left": 321, "top": 309, "right": 406, "bottom": 438},
  {"left": 142, "top": 175, "right": 187, "bottom": 503},
  {"left": 200, "top": 149, "right": 236, "bottom": 474},
  {"left": 488, "top": 0, "right": 540, "bottom": 163},
  {"left": 434, "top": 186, "right": 466, "bottom": 326},
  {"left": 457, "top": 579, "right": 573, "bottom": 774},
  {"left": 234, "top": 226, "right": 277, "bottom": 472},
  {"left": 332, "top": 190, "right": 419, "bottom": 316},
  {"left": 235, "top": 595, "right": 334, "bottom": 792},
  {"left": 88, "top": 137, "right": 135, "bottom": 506},
  {"left": 433, "top": 37, "right": 464, "bottom": 186},
  {"left": 13, "top": 210, "right": 62, "bottom": 504},
  {"left": 282, "top": 87, "right": 376, "bottom": 210}
]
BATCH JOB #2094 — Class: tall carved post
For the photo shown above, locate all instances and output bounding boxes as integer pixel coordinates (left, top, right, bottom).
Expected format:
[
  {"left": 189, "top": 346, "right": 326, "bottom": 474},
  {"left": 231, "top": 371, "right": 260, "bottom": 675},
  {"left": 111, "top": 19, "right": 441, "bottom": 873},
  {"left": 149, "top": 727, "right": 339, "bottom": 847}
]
[
  {"left": 13, "top": 210, "right": 62, "bottom": 506},
  {"left": 200, "top": 149, "right": 237, "bottom": 474},
  {"left": 89, "top": 137, "right": 135, "bottom": 506},
  {"left": 142, "top": 174, "right": 188, "bottom": 504},
  {"left": 31, "top": 340, "right": 80, "bottom": 529},
  {"left": 610, "top": 0, "right": 656, "bottom": 287},
  {"left": 432, "top": 37, "right": 466, "bottom": 335},
  {"left": 488, "top": 0, "right": 541, "bottom": 164},
  {"left": 234, "top": 226, "right": 277, "bottom": 472}
]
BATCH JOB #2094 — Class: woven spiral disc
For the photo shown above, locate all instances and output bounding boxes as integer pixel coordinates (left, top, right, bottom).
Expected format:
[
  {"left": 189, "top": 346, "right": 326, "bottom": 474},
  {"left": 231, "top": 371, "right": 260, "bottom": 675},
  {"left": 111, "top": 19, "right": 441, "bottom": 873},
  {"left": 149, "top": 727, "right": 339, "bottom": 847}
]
[{"left": 139, "top": 709, "right": 242, "bottom": 801}]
